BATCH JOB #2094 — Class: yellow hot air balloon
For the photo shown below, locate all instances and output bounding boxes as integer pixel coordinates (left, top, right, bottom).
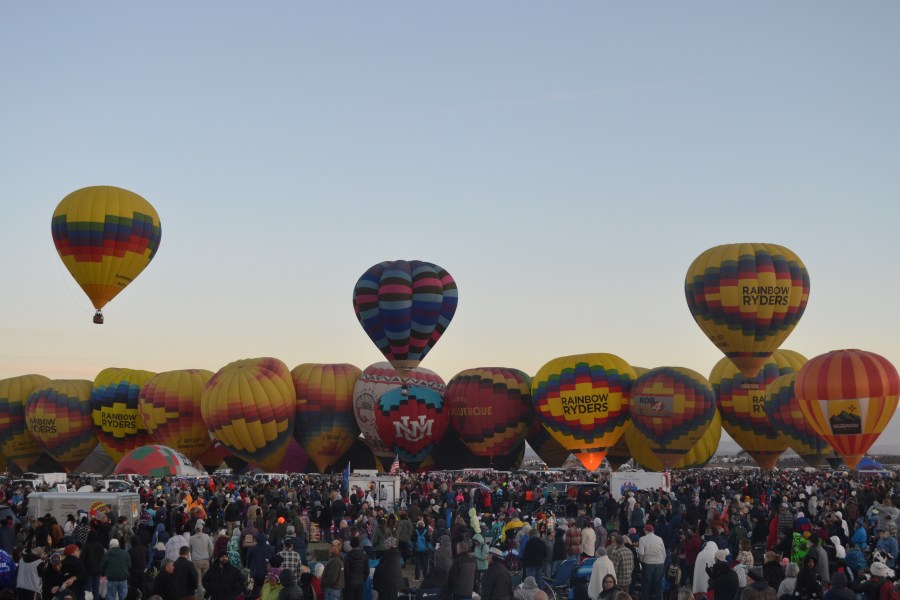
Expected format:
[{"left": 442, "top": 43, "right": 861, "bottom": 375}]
[
  {"left": 709, "top": 349, "right": 806, "bottom": 470},
  {"left": 0, "top": 374, "right": 51, "bottom": 471},
  {"left": 765, "top": 373, "right": 831, "bottom": 468},
  {"left": 139, "top": 370, "right": 214, "bottom": 461},
  {"left": 26, "top": 379, "right": 97, "bottom": 472},
  {"left": 52, "top": 186, "right": 162, "bottom": 324},
  {"left": 685, "top": 243, "right": 810, "bottom": 379},
  {"left": 625, "top": 410, "right": 722, "bottom": 470},
  {"left": 201, "top": 358, "right": 296, "bottom": 472},
  {"left": 92, "top": 368, "right": 157, "bottom": 461}
]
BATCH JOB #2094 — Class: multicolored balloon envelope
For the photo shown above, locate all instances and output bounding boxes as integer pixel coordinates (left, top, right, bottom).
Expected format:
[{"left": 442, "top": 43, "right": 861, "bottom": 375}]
[
  {"left": 353, "top": 362, "right": 446, "bottom": 469},
  {"left": 92, "top": 368, "right": 157, "bottom": 462},
  {"left": 139, "top": 369, "right": 214, "bottom": 461},
  {"left": 51, "top": 186, "right": 162, "bottom": 324},
  {"left": 765, "top": 372, "right": 831, "bottom": 468},
  {"left": 709, "top": 349, "right": 806, "bottom": 470},
  {"left": 532, "top": 353, "right": 635, "bottom": 453},
  {"left": 795, "top": 349, "right": 900, "bottom": 469},
  {"left": 446, "top": 367, "right": 533, "bottom": 458},
  {"left": 26, "top": 379, "right": 97, "bottom": 471},
  {"left": 374, "top": 385, "right": 448, "bottom": 470},
  {"left": 625, "top": 409, "right": 722, "bottom": 471},
  {"left": 628, "top": 367, "right": 716, "bottom": 469},
  {"left": 292, "top": 363, "right": 362, "bottom": 473},
  {"left": 0, "top": 374, "right": 51, "bottom": 471},
  {"left": 685, "top": 243, "right": 810, "bottom": 379},
  {"left": 115, "top": 445, "right": 203, "bottom": 477},
  {"left": 353, "top": 260, "right": 458, "bottom": 373},
  {"left": 525, "top": 420, "right": 571, "bottom": 468},
  {"left": 201, "top": 357, "right": 296, "bottom": 472}
]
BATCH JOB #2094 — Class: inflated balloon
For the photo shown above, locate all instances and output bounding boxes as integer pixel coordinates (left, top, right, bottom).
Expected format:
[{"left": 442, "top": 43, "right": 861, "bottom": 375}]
[
  {"left": 629, "top": 367, "right": 716, "bottom": 468},
  {"left": 765, "top": 373, "right": 831, "bottom": 468},
  {"left": 374, "top": 385, "right": 448, "bottom": 470},
  {"left": 795, "top": 349, "right": 900, "bottom": 469},
  {"left": 115, "top": 445, "right": 203, "bottom": 477},
  {"left": 446, "top": 368, "right": 533, "bottom": 458},
  {"left": 709, "top": 349, "right": 806, "bottom": 470},
  {"left": 201, "top": 357, "right": 296, "bottom": 472},
  {"left": 686, "top": 243, "right": 810, "bottom": 379},
  {"left": 0, "top": 374, "right": 51, "bottom": 470},
  {"left": 197, "top": 432, "right": 248, "bottom": 474},
  {"left": 51, "top": 186, "right": 162, "bottom": 324},
  {"left": 532, "top": 353, "right": 635, "bottom": 453},
  {"left": 25, "top": 379, "right": 96, "bottom": 471},
  {"left": 353, "top": 362, "right": 446, "bottom": 469},
  {"left": 605, "top": 429, "right": 633, "bottom": 471},
  {"left": 92, "top": 368, "right": 156, "bottom": 462},
  {"left": 138, "top": 369, "right": 214, "bottom": 461},
  {"left": 353, "top": 260, "right": 458, "bottom": 376},
  {"left": 525, "top": 420, "right": 571, "bottom": 468},
  {"left": 292, "top": 363, "right": 362, "bottom": 473},
  {"left": 625, "top": 410, "right": 722, "bottom": 471}
]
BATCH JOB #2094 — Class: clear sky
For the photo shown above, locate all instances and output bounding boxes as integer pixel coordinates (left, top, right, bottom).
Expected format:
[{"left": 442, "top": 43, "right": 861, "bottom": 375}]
[{"left": 2, "top": 3, "right": 899, "bottom": 450}]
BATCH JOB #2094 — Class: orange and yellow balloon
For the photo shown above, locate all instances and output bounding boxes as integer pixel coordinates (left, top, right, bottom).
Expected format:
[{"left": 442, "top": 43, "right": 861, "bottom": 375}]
[
  {"left": 26, "top": 380, "right": 97, "bottom": 471},
  {"left": 0, "top": 374, "right": 51, "bottom": 471},
  {"left": 139, "top": 369, "right": 214, "bottom": 461}
]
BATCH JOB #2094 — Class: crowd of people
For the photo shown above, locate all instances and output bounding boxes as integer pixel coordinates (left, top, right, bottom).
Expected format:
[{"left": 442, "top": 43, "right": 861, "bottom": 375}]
[{"left": 0, "top": 466, "right": 897, "bottom": 600}]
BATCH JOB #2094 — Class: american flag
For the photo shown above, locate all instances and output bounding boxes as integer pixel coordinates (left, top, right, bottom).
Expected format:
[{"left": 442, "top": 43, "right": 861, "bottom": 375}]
[{"left": 389, "top": 455, "right": 401, "bottom": 475}]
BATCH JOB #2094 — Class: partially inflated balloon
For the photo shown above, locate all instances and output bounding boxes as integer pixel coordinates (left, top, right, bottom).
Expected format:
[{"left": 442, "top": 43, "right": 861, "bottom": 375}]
[
  {"left": 25, "top": 379, "right": 96, "bottom": 471},
  {"left": 92, "top": 368, "right": 156, "bottom": 462},
  {"left": 375, "top": 385, "right": 448, "bottom": 470},
  {"left": 292, "top": 363, "right": 362, "bottom": 473},
  {"left": 795, "top": 349, "right": 900, "bottom": 469},
  {"left": 0, "top": 374, "right": 51, "bottom": 470},
  {"left": 139, "top": 370, "right": 214, "bottom": 461},
  {"left": 353, "top": 260, "right": 458, "bottom": 373},
  {"left": 532, "top": 353, "right": 635, "bottom": 453},
  {"left": 201, "top": 358, "right": 296, "bottom": 472},
  {"left": 710, "top": 350, "right": 806, "bottom": 470},
  {"left": 446, "top": 368, "right": 533, "bottom": 458},
  {"left": 686, "top": 243, "right": 810, "bottom": 379},
  {"left": 51, "top": 186, "right": 162, "bottom": 324},
  {"left": 525, "top": 420, "right": 571, "bottom": 468},
  {"left": 605, "top": 429, "right": 633, "bottom": 471},
  {"left": 765, "top": 373, "right": 830, "bottom": 468}
]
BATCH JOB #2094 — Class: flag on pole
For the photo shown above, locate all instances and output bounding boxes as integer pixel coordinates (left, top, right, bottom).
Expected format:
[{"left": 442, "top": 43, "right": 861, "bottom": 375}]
[
  {"left": 389, "top": 455, "right": 401, "bottom": 475},
  {"left": 343, "top": 461, "right": 350, "bottom": 495}
]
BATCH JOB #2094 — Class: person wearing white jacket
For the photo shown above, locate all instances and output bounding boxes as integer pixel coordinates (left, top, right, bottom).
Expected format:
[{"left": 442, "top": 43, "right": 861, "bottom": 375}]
[
  {"left": 581, "top": 522, "right": 597, "bottom": 559},
  {"left": 588, "top": 547, "right": 617, "bottom": 600},
  {"left": 693, "top": 541, "right": 720, "bottom": 594}
]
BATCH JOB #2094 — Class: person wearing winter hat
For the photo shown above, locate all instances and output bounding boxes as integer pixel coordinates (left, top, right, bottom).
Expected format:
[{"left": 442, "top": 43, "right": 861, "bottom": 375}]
[
  {"left": 739, "top": 567, "right": 776, "bottom": 600},
  {"left": 824, "top": 572, "right": 854, "bottom": 600},
  {"left": 101, "top": 538, "right": 131, "bottom": 600}
]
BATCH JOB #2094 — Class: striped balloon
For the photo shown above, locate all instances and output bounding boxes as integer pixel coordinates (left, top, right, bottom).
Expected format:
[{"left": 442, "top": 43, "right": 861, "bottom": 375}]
[
  {"left": 525, "top": 419, "right": 571, "bottom": 468},
  {"left": 292, "top": 363, "right": 362, "bottom": 473},
  {"left": 92, "top": 368, "right": 157, "bottom": 461},
  {"left": 710, "top": 349, "right": 806, "bottom": 470},
  {"left": 0, "top": 374, "right": 51, "bottom": 470},
  {"left": 201, "top": 357, "right": 296, "bottom": 472},
  {"left": 625, "top": 410, "right": 722, "bottom": 471},
  {"left": 353, "top": 260, "right": 458, "bottom": 372},
  {"left": 765, "top": 373, "right": 831, "bottom": 468},
  {"left": 532, "top": 353, "right": 635, "bottom": 452},
  {"left": 139, "top": 369, "right": 214, "bottom": 461},
  {"left": 26, "top": 379, "right": 96, "bottom": 472},
  {"left": 446, "top": 368, "right": 533, "bottom": 458},
  {"left": 629, "top": 367, "right": 716, "bottom": 468},
  {"left": 795, "top": 349, "right": 900, "bottom": 469},
  {"left": 686, "top": 243, "right": 810, "bottom": 379},
  {"left": 375, "top": 385, "right": 448, "bottom": 470}
]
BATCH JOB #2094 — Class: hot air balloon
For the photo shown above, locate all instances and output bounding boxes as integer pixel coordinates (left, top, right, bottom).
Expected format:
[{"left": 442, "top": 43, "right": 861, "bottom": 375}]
[
  {"left": 625, "top": 410, "right": 722, "bottom": 471},
  {"left": 91, "top": 368, "right": 156, "bottom": 462},
  {"left": 605, "top": 430, "right": 633, "bottom": 471},
  {"left": 685, "top": 243, "right": 810, "bottom": 379},
  {"left": 25, "top": 379, "right": 97, "bottom": 472},
  {"left": 292, "top": 363, "right": 362, "bottom": 473},
  {"left": 374, "top": 384, "right": 448, "bottom": 471},
  {"left": 446, "top": 368, "right": 533, "bottom": 460},
  {"left": 0, "top": 374, "right": 51, "bottom": 471},
  {"left": 51, "top": 186, "right": 162, "bottom": 324},
  {"left": 709, "top": 349, "right": 806, "bottom": 470},
  {"left": 532, "top": 353, "right": 635, "bottom": 471},
  {"left": 353, "top": 362, "right": 446, "bottom": 470},
  {"left": 795, "top": 349, "right": 900, "bottom": 469},
  {"left": 201, "top": 357, "right": 296, "bottom": 472},
  {"left": 765, "top": 373, "right": 831, "bottom": 468},
  {"left": 139, "top": 369, "right": 214, "bottom": 461},
  {"left": 352, "top": 260, "right": 458, "bottom": 380},
  {"left": 115, "top": 445, "right": 203, "bottom": 477},
  {"left": 628, "top": 367, "right": 717, "bottom": 469},
  {"left": 525, "top": 420, "right": 571, "bottom": 468}
]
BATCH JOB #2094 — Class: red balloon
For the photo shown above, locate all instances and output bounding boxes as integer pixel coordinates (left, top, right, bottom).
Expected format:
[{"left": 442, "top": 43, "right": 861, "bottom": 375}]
[{"left": 374, "top": 385, "right": 448, "bottom": 470}]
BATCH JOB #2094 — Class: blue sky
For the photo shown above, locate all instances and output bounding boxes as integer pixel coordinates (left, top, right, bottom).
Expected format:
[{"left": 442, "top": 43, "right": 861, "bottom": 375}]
[{"left": 2, "top": 3, "right": 899, "bottom": 450}]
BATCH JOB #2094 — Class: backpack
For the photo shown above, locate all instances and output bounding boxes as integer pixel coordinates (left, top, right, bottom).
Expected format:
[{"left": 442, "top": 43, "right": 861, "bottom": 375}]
[
  {"left": 415, "top": 529, "right": 428, "bottom": 553},
  {"left": 879, "top": 580, "right": 899, "bottom": 600}
]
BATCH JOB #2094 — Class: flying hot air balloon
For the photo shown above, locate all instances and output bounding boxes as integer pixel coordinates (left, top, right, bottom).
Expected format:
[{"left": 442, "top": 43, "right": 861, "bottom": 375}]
[
  {"left": 51, "top": 186, "right": 162, "bottom": 324},
  {"left": 445, "top": 368, "right": 533, "bottom": 460},
  {"left": 25, "top": 379, "right": 97, "bottom": 472},
  {"left": 795, "top": 349, "right": 899, "bottom": 469},
  {"left": 0, "top": 374, "right": 51, "bottom": 471},
  {"left": 139, "top": 369, "right": 214, "bottom": 461},
  {"left": 292, "top": 363, "right": 362, "bottom": 473},
  {"left": 201, "top": 357, "right": 296, "bottom": 472},
  {"left": 375, "top": 384, "right": 448, "bottom": 471},
  {"left": 92, "top": 368, "right": 157, "bottom": 462},
  {"left": 685, "top": 243, "right": 810, "bottom": 379},
  {"left": 765, "top": 373, "right": 831, "bottom": 468},
  {"left": 352, "top": 260, "right": 458, "bottom": 382},
  {"left": 709, "top": 349, "right": 806, "bottom": 470}
]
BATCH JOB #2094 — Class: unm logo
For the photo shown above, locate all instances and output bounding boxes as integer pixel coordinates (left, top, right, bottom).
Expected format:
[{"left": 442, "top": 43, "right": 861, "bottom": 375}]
[{"left": 393, "top": 415, "right": 433, "bottom": 442}]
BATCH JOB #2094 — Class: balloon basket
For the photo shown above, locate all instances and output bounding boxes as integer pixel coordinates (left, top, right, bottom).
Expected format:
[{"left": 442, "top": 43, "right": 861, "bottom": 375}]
[{"left": 93, "top": 310, "right": 104, "bottom": 324}]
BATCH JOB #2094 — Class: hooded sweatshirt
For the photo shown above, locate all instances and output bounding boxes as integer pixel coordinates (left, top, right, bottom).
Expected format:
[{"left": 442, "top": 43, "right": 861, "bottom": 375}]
[{"left": 694, "top": 541, "right": 720, "bottom": 593}]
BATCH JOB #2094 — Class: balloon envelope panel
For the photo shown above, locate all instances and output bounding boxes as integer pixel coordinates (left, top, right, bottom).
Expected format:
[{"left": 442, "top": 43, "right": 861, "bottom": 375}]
[
  {"left": 765, "top": 373, "right": 830, "bottom": 466},
  {"left": 91, "top": 368, "right": 156, "bottom": 462},
  {"left": 0, "top": 374, "right": 51, "bottom": 470},
  {"left": 375, "top": 385, "right": 448, "bottom": 470},
  {"left": 26, "top": 379, "right": 96, "bottom": 471},
  {"left": 139, "top": 369, "right": 214, "bottom": 461}
]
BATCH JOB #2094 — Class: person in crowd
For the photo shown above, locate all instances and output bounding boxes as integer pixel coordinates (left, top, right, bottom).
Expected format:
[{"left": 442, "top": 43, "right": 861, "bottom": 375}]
[
  {"left": 202, "top": 550, "right": 245, "bottom": 600},
  {"left": 588, "top": 547, "right": 616, "bottom": 600},
  {"left": 481, "top": 547, "right": 513, "bottom": 600},
  {"left": 320, "top": 544, "right": 344, "bottom": 600},
  {"left": 153, "top": 559, "right": 177, "bottom": 600},
  {"left": 342, "top": 537, "right": 368, "bottom": 600},
  {"left": 172, "top": 546, "right": 198, "bottom": 600},
  {"left": 101, "top": 539, "right": 131, "bottom": 600},
  {"left": 611, "top": 535, "right": 635, "bottom": 593},
  {"left": 276, "top": 570, "right": 302, "bottom": 600},
  {"left": 15, "top": 546, "right": 44, "bottom": 600},
  {"left": 822, "top": 572, "right": 854, "bottom": 600},
  {"left": 793, "top": 554, "right": 823, "bottom": 600},
  {"left": 741, "top": 567, "right": 777, "bottom": 600},
  {"left": 248, "top": 533, "right": 275, "bottom": 598},
  {"left": 707, "top": 551, "right": 738, "bottom": 600},
  {"left": 639, "top": 524, "right": 666, "bottom": 600},
  {"left": 446, "top": 541, "right": 476, "bottom": 600},
  {"left": 776, "top": 563, "right": 800, "bottom": 599}
]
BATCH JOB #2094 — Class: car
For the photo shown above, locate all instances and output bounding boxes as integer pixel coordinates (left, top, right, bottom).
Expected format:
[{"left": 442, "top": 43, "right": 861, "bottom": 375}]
[
  {"left": 99, "top": 480, "right": 138, "bottom": 493},
  {"left": 450, "top": 481, "right": 493, "bottom": 497}
]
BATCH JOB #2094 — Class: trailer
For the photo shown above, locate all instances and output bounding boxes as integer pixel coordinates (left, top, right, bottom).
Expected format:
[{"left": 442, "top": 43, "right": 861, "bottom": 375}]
[
  {"left": 609, "top": 471, "right": 671, "bottom": 500},
  {"left": 348, "top": 473, "right": 401, "bottom": 510},
  {"left": 27, "top": 492, "right": 142, "bottom": 528}
]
